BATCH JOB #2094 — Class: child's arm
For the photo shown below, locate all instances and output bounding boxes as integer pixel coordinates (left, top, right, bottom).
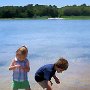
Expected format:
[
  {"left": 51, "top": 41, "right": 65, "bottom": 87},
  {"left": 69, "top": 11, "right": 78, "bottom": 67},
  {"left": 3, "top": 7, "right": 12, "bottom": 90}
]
[
  {"left": 21, "top": 60, "right": 30, "bottom": 72},
  {"left": 9, "top": 59, "right": 20, "bottom": 70},
  {"left": 46, "top": 81, "right": 52, "bottom": 90},
  {"left": 53, "top": 75, "right": 60, "bottom": 84}
]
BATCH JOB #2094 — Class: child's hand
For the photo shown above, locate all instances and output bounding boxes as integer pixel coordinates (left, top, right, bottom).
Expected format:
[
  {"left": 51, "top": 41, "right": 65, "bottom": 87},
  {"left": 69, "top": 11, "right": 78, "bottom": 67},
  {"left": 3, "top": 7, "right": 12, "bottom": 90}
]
[
  {"left": 19, "top": 66, "right": 30, "bottom": 72},
  {"left": 55, "top": 78, "right": 60, "bottom": 84},
  {"left": 15, "top": 65, "right": 21, "bottom": 68},
  {"left": 53, "top": 75, "right": 60, "bottom": 84}
]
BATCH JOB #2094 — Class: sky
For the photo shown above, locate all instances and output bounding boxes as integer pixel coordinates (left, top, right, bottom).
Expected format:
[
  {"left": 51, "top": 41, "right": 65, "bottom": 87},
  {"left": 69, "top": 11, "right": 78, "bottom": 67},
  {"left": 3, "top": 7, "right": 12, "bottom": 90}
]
[{"left": 0, "top": 0, "right": 90, "bottom": 7}]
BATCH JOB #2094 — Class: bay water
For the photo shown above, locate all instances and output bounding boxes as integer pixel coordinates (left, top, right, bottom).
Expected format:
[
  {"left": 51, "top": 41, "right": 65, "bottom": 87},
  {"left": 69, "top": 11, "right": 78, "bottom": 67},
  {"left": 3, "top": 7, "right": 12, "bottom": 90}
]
[{"left": 0, "top": 19, "right": 90, "bottom": 84}]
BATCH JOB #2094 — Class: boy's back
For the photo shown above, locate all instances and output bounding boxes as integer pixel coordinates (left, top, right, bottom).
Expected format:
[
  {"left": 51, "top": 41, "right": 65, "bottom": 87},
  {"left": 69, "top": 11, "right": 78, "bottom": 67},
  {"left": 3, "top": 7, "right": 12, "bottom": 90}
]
[{"left": 35, "top": 64, "right": 56, "bottom": 82}]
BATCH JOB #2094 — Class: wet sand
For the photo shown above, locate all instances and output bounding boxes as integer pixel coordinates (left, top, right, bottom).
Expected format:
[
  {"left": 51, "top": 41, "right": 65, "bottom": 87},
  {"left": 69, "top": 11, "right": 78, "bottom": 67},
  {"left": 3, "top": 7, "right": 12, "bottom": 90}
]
[{"left": 0, "top": 61, "right": 90, "bottom": 90}]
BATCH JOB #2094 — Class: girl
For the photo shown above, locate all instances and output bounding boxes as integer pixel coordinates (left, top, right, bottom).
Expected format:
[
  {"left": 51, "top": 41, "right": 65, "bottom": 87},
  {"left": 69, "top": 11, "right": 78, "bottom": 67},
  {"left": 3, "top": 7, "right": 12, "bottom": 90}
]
[{"left": 9, "top": 46, "right": 31, "bottom": 90}]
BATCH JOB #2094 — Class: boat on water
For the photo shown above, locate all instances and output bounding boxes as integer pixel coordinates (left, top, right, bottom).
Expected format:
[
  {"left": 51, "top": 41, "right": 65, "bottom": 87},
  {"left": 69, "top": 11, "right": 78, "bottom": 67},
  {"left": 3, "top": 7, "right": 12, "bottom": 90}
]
[{"left": 48, "top": 18, "right": 63, "bottom": 20}]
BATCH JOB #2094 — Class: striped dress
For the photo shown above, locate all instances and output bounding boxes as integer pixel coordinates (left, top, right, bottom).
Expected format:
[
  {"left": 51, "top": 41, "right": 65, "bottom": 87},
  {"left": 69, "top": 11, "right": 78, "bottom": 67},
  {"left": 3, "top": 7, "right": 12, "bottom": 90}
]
[{"left": 13, "top": 57, "right": 28, "bottom": 81}]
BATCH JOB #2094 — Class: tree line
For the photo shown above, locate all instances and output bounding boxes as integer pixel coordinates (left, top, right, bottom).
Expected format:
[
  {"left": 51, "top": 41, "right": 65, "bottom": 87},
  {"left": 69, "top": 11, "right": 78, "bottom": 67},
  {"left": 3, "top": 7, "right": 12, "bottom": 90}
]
[{"left": 0, "top": 4, "right": 90, "bottom": 18}]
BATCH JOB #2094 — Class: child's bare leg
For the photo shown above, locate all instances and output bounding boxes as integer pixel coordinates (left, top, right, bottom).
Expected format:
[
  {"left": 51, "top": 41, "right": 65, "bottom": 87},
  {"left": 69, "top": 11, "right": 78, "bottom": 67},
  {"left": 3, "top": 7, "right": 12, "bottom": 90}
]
[
  {"left": 25, "top": 88, "right": 31, "bottom": 90},
  {"left": 25, "top": 86, "right": 31, "bottom": 90}
]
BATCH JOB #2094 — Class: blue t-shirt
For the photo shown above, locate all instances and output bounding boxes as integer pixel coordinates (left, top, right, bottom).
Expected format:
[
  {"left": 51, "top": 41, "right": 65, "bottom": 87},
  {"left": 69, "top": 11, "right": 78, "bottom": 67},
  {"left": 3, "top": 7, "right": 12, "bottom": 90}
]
[{"left": 35, "top": 64, "right": 56, "bottom": 82}]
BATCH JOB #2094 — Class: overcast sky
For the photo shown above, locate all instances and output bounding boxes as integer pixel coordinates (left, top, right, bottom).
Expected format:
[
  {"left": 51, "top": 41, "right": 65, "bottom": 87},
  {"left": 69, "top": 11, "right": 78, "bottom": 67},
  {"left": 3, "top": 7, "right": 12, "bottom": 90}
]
[{"left": 0, "top": 0, "right": 90, "bottom": 7}]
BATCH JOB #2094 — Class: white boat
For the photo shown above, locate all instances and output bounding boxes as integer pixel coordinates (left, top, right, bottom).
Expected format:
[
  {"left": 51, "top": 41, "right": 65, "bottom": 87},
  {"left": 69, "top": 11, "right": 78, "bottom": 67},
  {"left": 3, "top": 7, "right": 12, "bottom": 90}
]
[{"left": 48, "top": 18, "right": 63, "bottom": 20}]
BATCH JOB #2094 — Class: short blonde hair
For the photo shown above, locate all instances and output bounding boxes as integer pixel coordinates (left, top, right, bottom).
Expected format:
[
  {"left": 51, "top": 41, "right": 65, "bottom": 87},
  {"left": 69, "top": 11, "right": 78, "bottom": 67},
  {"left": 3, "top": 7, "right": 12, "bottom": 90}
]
[
  {"left": 16, "top": 46, "right": 28, "bottom": 55},
  {"left": 54, "top": 58, "right": 69, "bottom": 70}
]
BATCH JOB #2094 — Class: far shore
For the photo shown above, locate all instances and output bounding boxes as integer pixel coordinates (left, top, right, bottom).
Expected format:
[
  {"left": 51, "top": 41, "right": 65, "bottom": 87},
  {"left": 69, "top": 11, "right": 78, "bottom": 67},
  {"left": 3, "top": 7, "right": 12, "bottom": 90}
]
[
  {"left": 61, "top": 16, "right": 90, "bottom": 20},
  {"left": 0, "top": 16, "right": 90, "bottom": 20}
]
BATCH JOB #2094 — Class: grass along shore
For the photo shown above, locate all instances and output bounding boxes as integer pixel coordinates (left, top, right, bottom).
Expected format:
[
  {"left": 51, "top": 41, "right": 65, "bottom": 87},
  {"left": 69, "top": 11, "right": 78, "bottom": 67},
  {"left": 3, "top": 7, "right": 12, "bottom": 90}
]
[
  {"left": 61, "top": 16, "right": 90, "bottom": 20},
  {"left": 0, "top": 16, "right": 90, "bottom": 20}
]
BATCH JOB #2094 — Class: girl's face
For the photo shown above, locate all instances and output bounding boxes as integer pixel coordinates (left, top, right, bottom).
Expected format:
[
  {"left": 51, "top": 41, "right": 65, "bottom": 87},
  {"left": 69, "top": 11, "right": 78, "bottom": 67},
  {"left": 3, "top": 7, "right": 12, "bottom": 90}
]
[
  {"left": 16, "top": 47, "right": 28, "bottom": 61},
  {"left": 16, "top": 53, "right": 27, "bottom": 61}
]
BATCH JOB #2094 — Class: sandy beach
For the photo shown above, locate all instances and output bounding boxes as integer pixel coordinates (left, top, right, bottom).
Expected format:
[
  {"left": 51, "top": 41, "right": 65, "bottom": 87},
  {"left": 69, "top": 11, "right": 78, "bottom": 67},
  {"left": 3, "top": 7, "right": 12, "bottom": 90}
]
[{"left": 0, "top": 61, "right": 90, "bottom": 90}]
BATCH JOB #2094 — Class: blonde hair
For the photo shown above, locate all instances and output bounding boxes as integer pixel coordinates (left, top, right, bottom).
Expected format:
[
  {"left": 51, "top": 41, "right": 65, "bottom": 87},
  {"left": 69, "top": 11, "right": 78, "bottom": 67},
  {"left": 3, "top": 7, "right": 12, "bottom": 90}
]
[
  {"left": 16, "top": 46, "right": 28, "bottom": 55},
  {"left": 54, "top": 58, "right": 69, "bottom": 70}
]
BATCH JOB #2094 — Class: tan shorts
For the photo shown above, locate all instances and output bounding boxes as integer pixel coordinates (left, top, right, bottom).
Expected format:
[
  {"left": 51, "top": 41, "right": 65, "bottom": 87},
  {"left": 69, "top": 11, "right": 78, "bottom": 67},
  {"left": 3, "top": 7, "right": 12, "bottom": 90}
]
[
  {"left": 38, "top": 80, "right": 47, "bottom": 89},
  {"left": 37, "top": 80, "right": 53, "bottom": 89}
]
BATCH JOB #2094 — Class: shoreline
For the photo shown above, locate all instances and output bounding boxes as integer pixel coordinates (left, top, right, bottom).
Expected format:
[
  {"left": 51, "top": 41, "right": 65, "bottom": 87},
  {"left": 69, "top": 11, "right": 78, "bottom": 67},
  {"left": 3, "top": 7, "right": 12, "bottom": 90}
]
[
  {"left": 0, "top": 61, "right": 90, "bottom": 90},
  {"left": 0, "top": 16, "right": 90, "bottom": 20}
]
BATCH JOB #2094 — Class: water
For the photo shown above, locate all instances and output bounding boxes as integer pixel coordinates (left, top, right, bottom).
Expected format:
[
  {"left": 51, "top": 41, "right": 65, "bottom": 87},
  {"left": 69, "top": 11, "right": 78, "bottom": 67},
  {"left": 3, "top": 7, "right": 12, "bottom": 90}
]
[
  {"left": 0, "top": 19, "right": 90, "bottom": 90},
  {"left": 0, "top": 19, "right": 90, "bottom": 75}
]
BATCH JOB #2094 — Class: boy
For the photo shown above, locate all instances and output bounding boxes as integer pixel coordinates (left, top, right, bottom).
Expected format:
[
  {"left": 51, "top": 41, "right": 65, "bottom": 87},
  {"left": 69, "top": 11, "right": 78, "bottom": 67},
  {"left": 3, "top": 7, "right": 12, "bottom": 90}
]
[
  {"left": 9, "top": 46, "right": 31, "bottom": 90},
  {"left": 35, "top": 58, "right": 69, "bottom": 90}
]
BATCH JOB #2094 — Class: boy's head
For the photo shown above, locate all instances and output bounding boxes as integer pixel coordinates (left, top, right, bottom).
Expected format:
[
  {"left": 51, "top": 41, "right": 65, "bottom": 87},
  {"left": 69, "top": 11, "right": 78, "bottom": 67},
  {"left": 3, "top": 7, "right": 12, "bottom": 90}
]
[
  {"left": 54, "top": 58, "right": 69, "bottom": 73},
  {"left": 16, "top": 46, "right": 28, "bottom": 61}
]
